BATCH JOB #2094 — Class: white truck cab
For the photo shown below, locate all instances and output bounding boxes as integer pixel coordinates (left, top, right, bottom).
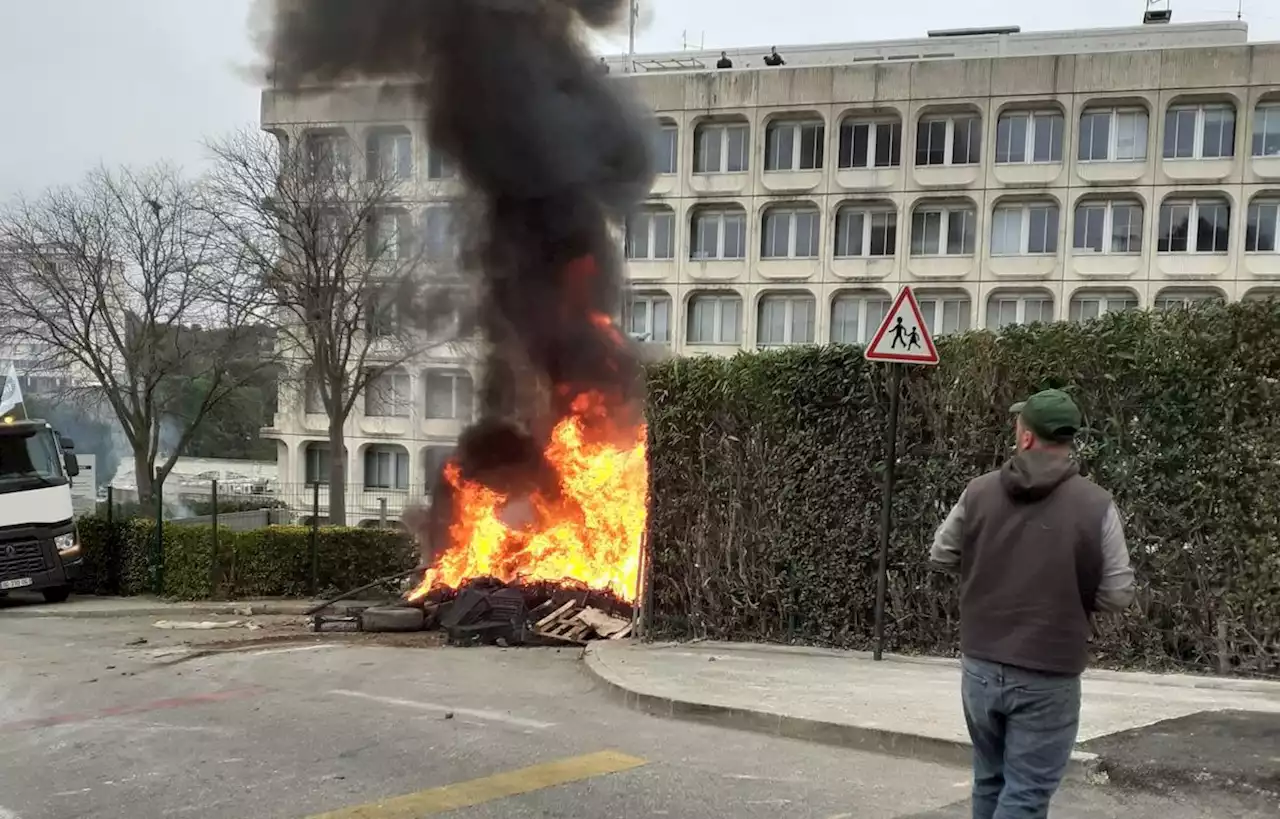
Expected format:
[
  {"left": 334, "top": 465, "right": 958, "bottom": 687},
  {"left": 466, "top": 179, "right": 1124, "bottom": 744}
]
[{"left": 0, "top": 418, "right": 82, "bottom": 603}]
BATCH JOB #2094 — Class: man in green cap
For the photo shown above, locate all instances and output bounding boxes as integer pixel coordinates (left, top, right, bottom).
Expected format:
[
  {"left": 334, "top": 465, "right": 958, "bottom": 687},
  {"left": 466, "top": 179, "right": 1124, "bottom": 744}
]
[{"left": 931, "top": 388, "right": 1134, "bottom": 819}]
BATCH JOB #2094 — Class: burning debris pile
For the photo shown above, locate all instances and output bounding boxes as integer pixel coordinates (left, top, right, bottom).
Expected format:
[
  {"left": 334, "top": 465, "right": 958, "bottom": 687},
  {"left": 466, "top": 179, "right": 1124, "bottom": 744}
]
[{"left": 264, "top": 0, "right": 654, "bottom": 621}]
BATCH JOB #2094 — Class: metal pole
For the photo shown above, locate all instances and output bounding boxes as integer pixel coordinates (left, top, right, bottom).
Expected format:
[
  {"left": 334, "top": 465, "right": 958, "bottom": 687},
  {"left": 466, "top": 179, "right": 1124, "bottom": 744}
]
[
  {"left": 626, "top": 0, "right": 636, "bottom": 72},
  {"left": 210, "top": 479, "right": 220, "bottom": 597},
  {"left": 379, "top": 497, "right": 388, "bottom": 529},
  {"left": 632, "top": 532, "right": 646, "bottom": 638},
  {"left": 153, "top": 468, "right": 164, "bottom": 595},
  {"left": 105, "top": 484, "right": 117, "bottom": 594},
  {"left": 873, "top": 364, "right": 902, "bottom": 662},
  {"left": 310, "top": 482, "right": 320, "bottom": 597}
]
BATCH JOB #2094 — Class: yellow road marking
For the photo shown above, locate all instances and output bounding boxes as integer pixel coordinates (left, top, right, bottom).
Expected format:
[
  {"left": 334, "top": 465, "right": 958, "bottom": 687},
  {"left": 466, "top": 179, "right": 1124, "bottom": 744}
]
[{"left": 304, "top": 750, "right": 647, "bottom": 819}]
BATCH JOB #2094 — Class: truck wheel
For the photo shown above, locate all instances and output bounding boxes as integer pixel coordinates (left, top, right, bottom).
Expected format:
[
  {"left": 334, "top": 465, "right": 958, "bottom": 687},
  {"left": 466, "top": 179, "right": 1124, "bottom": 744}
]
[{"left": 42, "top": 586, "right": 72, "bottom": 603}]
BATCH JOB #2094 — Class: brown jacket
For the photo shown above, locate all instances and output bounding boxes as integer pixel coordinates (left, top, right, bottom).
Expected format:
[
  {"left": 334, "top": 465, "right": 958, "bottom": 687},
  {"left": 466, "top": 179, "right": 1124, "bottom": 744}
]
[{"left": 930, "top": 451, "right": 1135, "bottom": 676}]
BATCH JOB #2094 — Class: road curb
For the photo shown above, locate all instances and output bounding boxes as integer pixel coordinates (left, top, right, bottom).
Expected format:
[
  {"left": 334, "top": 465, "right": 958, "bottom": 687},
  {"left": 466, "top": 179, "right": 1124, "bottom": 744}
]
[{"left": 581, "top": 646, "right": 1103, "bottom": 783}]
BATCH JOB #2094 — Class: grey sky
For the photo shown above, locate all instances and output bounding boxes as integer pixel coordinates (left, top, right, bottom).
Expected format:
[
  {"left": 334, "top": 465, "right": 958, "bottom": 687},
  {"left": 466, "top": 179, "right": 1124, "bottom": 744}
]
[{"left": 1, "top": 0, "right": 1276, "bottom": 199}]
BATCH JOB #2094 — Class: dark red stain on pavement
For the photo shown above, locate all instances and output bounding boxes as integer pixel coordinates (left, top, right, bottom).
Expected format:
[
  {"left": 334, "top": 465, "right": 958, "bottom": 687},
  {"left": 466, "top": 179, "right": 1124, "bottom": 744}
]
[{"left": 1, "top": 687, "right": 265, "bottom": 732}]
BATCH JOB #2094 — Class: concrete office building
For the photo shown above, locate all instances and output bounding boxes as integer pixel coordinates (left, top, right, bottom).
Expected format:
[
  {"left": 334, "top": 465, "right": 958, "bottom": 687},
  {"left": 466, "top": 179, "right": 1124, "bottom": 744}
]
[{"left": 261, "top": 16, "right": 1280, "bottom": 523}]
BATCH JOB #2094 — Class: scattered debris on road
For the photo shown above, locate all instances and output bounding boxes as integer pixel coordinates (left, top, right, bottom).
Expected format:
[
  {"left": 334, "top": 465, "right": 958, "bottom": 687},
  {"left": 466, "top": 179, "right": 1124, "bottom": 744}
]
[{"left": 152, "top": 619, "right": 262, "bottom": 631}]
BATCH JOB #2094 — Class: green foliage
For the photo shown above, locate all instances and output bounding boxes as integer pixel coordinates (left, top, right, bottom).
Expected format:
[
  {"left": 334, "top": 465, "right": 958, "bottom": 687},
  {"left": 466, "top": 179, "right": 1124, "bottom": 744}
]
[
  {"left": 645, "top": 301, "right": 1280, "bottom": 676},
  {"left": 75, "top": 517, "right": 415, "bottom": 601},
  {"left": 186, "top": 497, "right": 288, "bottom": 517}
]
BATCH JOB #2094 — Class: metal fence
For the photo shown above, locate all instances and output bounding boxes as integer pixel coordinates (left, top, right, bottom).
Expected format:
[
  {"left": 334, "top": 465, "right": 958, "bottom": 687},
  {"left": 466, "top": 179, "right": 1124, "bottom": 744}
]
[{"left": 90, "top": 480, "right": 421, "bottom": 533}]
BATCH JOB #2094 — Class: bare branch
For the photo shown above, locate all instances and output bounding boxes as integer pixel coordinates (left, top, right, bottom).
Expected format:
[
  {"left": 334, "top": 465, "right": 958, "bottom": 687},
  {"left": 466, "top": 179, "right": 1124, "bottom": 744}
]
[
  {"left": 204, "top": 126, "right": 471, "bottom": 523},
  {"left": 0, "top": 163, "right": 276, "bottom": 505}
]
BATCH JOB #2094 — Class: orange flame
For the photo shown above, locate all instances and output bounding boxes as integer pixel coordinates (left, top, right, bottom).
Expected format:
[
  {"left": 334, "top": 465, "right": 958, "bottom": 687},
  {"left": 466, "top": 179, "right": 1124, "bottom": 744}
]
[{"left": 408, "top": 390, "right": 646, "bottom": 602}]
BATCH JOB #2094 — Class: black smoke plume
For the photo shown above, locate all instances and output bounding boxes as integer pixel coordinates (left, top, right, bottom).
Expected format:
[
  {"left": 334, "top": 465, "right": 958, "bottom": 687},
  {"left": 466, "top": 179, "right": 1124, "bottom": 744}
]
[{"left": 263, "top": 0, "right": 654, "bottom": 560}]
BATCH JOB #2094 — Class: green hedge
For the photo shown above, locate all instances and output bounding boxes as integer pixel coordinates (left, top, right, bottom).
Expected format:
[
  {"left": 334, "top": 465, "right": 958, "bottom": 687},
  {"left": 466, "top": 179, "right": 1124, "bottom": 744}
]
[
  {"left": 645, "top": 301, "right": 1280, "bottom": 676},
  {"left": 75, "top": 518, "right": 416, "bottom": 601}
]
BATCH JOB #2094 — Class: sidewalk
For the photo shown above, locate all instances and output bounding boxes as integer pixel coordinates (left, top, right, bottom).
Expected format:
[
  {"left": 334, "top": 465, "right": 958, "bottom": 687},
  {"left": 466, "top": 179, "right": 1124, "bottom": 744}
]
[
  {"left": 584, "top": 640, "right": 1280, "bottom": 791},
  {"left": 0, "top": 595, "right": 321, "bottom": 619}
]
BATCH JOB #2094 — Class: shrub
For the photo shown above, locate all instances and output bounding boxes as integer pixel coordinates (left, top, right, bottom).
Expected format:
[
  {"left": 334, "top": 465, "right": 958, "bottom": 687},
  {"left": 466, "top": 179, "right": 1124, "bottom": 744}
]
[
  {"left": 645, "top": 301, "right": 1280, "bottom": 676},
  {"left": 77, "top": 518, "right": 416, "bottom": 601}
]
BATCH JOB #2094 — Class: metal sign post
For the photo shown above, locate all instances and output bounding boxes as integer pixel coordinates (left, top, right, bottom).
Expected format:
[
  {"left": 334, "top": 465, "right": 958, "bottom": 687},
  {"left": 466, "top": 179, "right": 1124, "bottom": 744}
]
[{"left": 863, "top": 286, "right": 940, "bottom": 661}]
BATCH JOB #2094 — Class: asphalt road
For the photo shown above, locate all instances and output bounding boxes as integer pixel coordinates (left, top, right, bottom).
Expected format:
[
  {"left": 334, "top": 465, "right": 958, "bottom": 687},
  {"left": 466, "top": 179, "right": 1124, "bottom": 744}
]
[{"left": 0, "top": 612, "right": 1271, "bottom": 819}]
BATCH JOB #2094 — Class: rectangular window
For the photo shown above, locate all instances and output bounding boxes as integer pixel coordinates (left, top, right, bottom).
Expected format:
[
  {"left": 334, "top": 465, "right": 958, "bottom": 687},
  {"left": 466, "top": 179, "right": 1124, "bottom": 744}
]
[
  {"left": 1158, "top": 199, "right": 1230, "bottom": 254},
  {"left": 916, "top": 116, "right": 981, "bottom": 166},
  {"left": 911, "top": 207, "right": 975, "bottom": 256},
  {"left": 1079, "top": 109, "right": 1148, "bottom": 162},
  {"left": 364, "top": 448, "right": 410, "bottom": 490},
  {"left": 986, "top": 295, "right": 1054, "bottom": 329},
  {"left": 765, "top": 122, "right": 824, "bottom": 172},
  {"left": 365, "top": 371, "right": 411, "bottom": 417},
  {"left": 986, "top": 204, "right": 1057, "bottom": 256},
  {"left": 368, "top": 132, "right": 413, "bottom": 181},
  {"left": 952, "top": 116, "right": 982, "bottom": 165},
  {"left": 834, "top": 209, "right": 895, "bottom": 258},
  {"left": 304, "top": 376, "right": 325, "bottom": 414},
  {"left": 695, "top": 124, "right": 750, "bottom": 173},
  {"left": 305, "top": 446, "right": 332, "bottom": 485},
  {"left": 911, "top": 210, "right": 942, "bottom": 255},
  {"left": 1027, "top": 206, "right": 1058, "bottom": 254},
  {"left": 915, "top": 120, "right": 948, "bottom": 166},
  {"left": 757, "top": 295, "right": 816, "bottom": 346},
  {"left": 424, "top": 371, "right": 474, "bottom": 420},
  {"left": 625, "top": 209, "right": 675, "bottom": 260},
  {"left": 1069, "top": 293, "right": 1139, "bottom": 323},
  {"left": 366, "top": 210, "right": 412, "bottom": 261},
  {"left": 1074, "top": 202, "right": 1143, "bottom": 254},
  {"left": 655, "top": 124, "right": 678, "bottom": 174},
  {"left": 1252, "top": 105, "right": 1280, "bottom": 158},
  {"left": 422, "top": 206, "right": 455, "bottom": 262},
  {"left": 1246, "top": 201, "right": 1280, "bottom": 253},
  {"left": 687, "top": 295, "right": 742, "bottom": 345},
  {"left": 364, "top": 291, "right": 399, "bottom": 338},
  {"left": 830, "top": 295, "right": 891, "bottom": 344},
  {"left": 307, "top": 133, "right": 351, "bottom": 179},
  {"left": 625, "top": 294, "right": 672, "bottom": 343},
  {"left": 946, "top": 209, "right": 976, "bottom": 255},
  {"left": 692, "top": 210, "right": 746, "bottom": 260},
  {"left": 1163, "top": 105, "right": 1236, "bottom": 160},
  {"left": 990, "top": 208, "right": 1023, "bottom": 256},
  {"left": 838, "top": 121, "right": 901, "bottom": 169},
  {"left": 996, "top": 112, "right": 1063, "bottom": 164},
  {"left": 426, "top": 146, "right": 455, "bottom": 180},
  {"left": 917, "top": 295, "right": 971, "bottom": 336},
  {"left": 762, "top": 209, "right": 820, "bottom": 259},
  {"left": 1154, "top": 291, "right": 1224, "bottom": 310}
]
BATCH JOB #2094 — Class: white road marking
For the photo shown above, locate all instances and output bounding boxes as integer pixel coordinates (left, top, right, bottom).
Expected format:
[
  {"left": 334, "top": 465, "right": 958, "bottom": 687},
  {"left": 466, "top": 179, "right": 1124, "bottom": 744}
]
[
  {"left": 239, "top": 644, "right": 338, "bottom": 657},
  {"left": 0, "top": 808, "right": 21, "bottom": 819},
  {"left": 329, "top": 689, "right": 555, "bottom": 730}
]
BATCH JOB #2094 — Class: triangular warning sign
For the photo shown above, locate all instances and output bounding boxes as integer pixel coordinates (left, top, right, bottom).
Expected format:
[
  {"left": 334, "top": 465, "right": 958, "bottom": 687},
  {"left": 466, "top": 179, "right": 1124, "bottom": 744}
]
[{"left": 864, "top": 286, "right": 940, "bottom": 365}]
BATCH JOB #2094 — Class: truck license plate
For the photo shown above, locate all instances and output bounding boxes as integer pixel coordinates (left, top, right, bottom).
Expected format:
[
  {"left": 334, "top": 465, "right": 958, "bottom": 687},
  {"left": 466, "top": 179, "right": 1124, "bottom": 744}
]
[{"left": 0, "top": 577, "right": 33, "bottom": 590}]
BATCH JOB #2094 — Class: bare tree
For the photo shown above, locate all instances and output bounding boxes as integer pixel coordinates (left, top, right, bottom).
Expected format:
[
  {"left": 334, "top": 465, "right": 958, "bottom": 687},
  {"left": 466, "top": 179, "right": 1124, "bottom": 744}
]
[
  {"left": 205, "top": 128, "right": 466, "bottom": 525},
  {"left": 0, "top": 164, "right": 274, "bottom": 507}
]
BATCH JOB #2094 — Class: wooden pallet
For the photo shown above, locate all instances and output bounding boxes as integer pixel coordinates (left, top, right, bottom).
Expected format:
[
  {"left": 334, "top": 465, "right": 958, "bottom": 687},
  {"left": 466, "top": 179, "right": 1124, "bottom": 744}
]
[{"left": 530, "top": 600, "right": 633, "bottom": 644}]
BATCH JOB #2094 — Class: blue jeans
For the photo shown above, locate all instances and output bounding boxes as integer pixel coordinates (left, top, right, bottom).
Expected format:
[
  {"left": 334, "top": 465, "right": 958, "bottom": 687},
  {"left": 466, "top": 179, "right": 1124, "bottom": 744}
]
[{"left": 960, "top": 655, "right": 1081, "bottom": 819}]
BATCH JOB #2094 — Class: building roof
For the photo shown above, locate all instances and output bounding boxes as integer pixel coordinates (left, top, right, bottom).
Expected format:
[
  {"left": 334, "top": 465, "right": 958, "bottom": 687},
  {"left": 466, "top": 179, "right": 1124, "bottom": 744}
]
[{"left": 601, "top": 20, "right": 1250, "bottom": 74}]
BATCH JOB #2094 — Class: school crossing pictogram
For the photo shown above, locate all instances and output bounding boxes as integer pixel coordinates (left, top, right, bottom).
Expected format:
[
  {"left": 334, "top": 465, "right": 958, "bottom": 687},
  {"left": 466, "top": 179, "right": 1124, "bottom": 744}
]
[{"left": 864, "top": 286, "right": 940, "bottom": 366}]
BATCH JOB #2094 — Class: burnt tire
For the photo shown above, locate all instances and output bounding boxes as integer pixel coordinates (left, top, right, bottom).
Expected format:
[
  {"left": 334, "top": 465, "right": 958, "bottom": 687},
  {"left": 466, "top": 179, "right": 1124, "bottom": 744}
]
[
  {"left": 361, "top": 606, "right": 425, "bottom": 633},
  {"left": 42, "top": 586, "right": 72, "bottom": 604}
]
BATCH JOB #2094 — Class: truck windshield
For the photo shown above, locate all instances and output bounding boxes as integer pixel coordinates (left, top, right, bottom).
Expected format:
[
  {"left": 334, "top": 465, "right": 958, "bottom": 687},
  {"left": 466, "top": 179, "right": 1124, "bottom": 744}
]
[{"left": 0, "top": 429, "right": 63, "bottom": 492}]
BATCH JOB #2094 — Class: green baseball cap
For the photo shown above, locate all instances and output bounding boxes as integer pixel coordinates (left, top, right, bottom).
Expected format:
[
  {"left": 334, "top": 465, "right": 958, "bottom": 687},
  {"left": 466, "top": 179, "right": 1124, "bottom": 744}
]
[{"left": 1010, "top": 389, "right": 1082, "bottom": 442}]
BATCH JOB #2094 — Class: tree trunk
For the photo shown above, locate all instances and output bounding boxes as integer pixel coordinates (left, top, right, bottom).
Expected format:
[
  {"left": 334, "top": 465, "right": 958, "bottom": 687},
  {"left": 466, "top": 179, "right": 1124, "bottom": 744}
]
[
  {"left": 328, "top": 415, "right": 346, "bottom": 526},
  {"left": 134, "top": 454, "right": 156, "bottom": 515}
]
